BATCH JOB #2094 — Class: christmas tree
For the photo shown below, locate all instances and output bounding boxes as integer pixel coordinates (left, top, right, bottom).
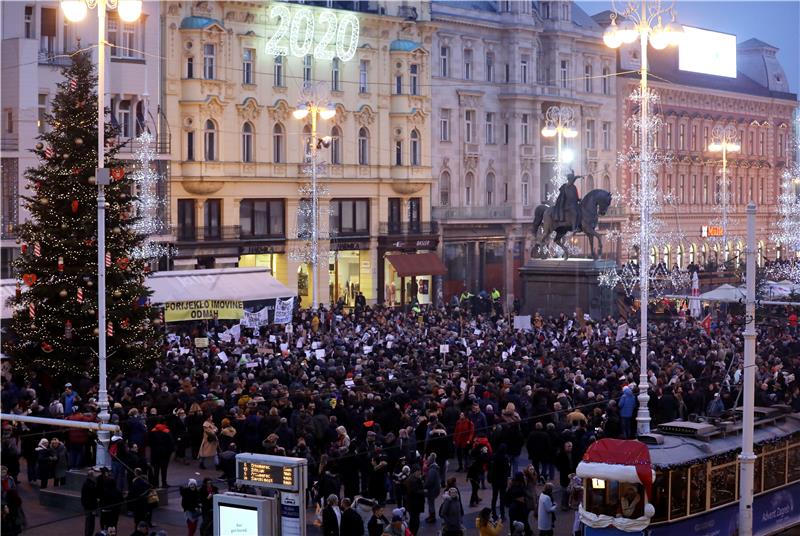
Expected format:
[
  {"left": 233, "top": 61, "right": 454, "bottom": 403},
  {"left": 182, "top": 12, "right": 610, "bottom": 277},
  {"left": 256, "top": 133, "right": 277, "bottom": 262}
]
[{"left": 5, "top": 51, "right": 161, "bottom": 380}]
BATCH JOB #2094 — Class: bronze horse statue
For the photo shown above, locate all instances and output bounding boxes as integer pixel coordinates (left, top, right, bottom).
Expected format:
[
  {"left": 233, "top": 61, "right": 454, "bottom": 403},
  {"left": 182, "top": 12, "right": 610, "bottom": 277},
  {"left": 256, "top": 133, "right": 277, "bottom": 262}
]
[{"left": 532, "top": 189, "right": 613, "bottom": 260}]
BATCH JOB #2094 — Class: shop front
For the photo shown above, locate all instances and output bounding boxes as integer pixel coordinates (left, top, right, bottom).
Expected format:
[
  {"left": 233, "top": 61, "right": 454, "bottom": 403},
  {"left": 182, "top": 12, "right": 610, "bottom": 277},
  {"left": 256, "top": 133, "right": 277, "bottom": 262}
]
[
  {"left": 378, "top": 236, "right": 443, "bottom": 306},
  {"left": 237, "top": 243, "right": 288, "bottom": 286},
  {"left": 328, "top": 240, "right": 372, "bottom": 306}
]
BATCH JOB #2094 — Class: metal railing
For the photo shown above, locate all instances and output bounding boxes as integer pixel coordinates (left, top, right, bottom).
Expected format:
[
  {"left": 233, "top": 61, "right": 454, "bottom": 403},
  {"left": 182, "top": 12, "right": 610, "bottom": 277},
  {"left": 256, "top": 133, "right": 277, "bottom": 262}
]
[
  {"left": 379, "top": 221, "right": 438, "bottom": 235},
  {"left": 173, "top": 225, "right": 286, "bottom": 243},
  {"left": 1, "top": 139, "right": 19, "bottom": 152},
  {"left": 116, "top": 133, "right": 171, "bottom": 154},
  {"left": 432, "top": 205, "right": 512, "bottom": 220}
]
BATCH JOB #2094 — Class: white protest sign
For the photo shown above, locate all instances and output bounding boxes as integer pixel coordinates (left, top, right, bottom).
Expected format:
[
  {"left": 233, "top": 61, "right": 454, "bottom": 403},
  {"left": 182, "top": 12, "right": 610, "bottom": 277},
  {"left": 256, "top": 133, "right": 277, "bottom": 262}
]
[
  {"left": 439, "top": 344, "right": 449, "bottom": 354},
  {"left": 217, "top": 351, "right": 228, "bottom": 362},
  {"left": 513, "top": 315, "right": 532, "bottom": 331},
  {"left": 273, "top": 297, "right": 294, "bottom": 325},
  {"left": 315, "top": 348, "right": 326, "bottom": 358},
  {"left": 269, "top": 335, "right": 277, "bottom": 343}
]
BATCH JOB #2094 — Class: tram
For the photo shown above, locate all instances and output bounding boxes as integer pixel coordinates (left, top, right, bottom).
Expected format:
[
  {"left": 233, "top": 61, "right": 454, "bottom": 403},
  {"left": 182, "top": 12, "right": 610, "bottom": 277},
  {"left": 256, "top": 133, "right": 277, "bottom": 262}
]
[{"left": 576, "top": 406, "right": 800, "bottom": 536}]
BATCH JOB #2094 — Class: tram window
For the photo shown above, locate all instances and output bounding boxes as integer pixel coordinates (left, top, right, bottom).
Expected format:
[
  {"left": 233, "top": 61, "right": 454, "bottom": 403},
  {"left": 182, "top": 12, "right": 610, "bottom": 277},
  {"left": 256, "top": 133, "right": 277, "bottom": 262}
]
[
  {"left": 788, "top": 443, "right": 800, "bottom": 482},
  {"left": 651, "top": 471, "right": 668, "bottom": 523},
  {"left": 583, "top": 479, "right": 644, "bottom": 518},
  {"left": 709, "top": 464, "right": 737, "bottom": 508},
  {"left": 669, "top": 467, "right": 688, "bottom": 520},
  {"left": 689, "top": 463, "right": 708, "bottom": 515},
  {"left": 763, "top": 449, "right": 787, "bottom": 490}
]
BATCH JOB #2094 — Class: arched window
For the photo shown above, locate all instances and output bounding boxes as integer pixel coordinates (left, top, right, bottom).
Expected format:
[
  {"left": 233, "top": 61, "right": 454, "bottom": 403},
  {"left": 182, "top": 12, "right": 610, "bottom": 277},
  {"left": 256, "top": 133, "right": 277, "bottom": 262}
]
[
  {"left": 676, "top": 244, "right": 684, "bottom": 268},
  {"left": 410, "top": 129, "right": 420, "bottom": 166},
  {"left": 242, "top": 122, "right": 253, "bottom": 163},
  {"left": 585, "top": 174, "right": 595, "bottom": 192},
  {"left": 662, "top": 245, "right": 670, "bottom": 267},
  {"left": 273, "top": 123, "right": 284, "bottom": 163},
  {"left": 358, "top": 127, "right": 369, "bottom": 165},
  {"left": 440, "top": 171, "right": 451, "bottom": 206},
  {"left": 689, "top": 244, "right": 696, "bottom": 265},
  {"left": 486, "top": 172, "right": 495, "bottom": 206},
  {"left": 204, "top": 119, "right": 217, "bottom": 161},
  {"left": 465, "top": 172, "right": 474, "bottom": 206},
  {"left": 330, "top": 126, "right": 342, "bottom": 164},
  {"left": 603, "top": 174, "right": 611, "bottom": 192},
  {"left": 650, "top": 247, "right": 657, "bottom": 266},
  {"left": 302, "top": 124, "right": 312, "bottom": 161},
  {"left": 735, "top": 241, "right": 742, "bottom": 268}
]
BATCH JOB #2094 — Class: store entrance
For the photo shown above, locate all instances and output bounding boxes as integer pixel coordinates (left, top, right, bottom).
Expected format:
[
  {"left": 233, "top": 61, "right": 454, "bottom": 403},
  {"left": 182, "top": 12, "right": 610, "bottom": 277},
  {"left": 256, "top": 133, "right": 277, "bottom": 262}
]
[{"left": 329, "top": 250, "right": 361, "bottom": 306}]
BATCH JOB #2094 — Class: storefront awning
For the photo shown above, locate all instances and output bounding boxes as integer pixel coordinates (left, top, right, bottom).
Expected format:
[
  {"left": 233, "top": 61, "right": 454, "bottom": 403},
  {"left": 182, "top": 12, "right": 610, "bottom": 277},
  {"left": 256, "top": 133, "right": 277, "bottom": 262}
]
[
  {"left": 386, "top": 253, "right": 447, "bottom": 277},
  {"left": 147, "top": 267, "right": 293, "bottom": 304}
]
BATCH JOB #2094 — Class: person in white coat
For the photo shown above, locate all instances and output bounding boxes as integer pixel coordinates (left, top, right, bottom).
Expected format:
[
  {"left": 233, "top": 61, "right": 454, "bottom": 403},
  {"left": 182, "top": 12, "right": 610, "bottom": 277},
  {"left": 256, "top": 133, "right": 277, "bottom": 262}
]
[{"left": 537, "top": 483, "right": 557, "bottom": 536}]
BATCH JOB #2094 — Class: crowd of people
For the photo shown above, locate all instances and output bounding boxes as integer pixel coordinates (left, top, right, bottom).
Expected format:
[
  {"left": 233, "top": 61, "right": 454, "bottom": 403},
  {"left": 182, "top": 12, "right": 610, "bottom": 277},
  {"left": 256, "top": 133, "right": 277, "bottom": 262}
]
[{"left": 1, "top": 297, "right": 799, "bottom": 535}]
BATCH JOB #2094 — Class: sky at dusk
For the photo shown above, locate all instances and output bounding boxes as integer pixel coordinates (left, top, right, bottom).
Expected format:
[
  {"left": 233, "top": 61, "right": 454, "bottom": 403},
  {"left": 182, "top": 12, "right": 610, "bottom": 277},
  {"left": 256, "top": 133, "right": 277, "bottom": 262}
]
[{"left": 576, "top": 1, "right": 800, "bottom": 96}]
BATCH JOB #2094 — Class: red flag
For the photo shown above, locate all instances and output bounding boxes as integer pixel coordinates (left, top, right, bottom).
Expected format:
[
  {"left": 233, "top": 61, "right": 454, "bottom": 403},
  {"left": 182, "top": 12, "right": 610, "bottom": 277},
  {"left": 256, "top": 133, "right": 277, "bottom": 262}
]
[{"left": 701, "top": 314, "right": 712, "bottom": 335}]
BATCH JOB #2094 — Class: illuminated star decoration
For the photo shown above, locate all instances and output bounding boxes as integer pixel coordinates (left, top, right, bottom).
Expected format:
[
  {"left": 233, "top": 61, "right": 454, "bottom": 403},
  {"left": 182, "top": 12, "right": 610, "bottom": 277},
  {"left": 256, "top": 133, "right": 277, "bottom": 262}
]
[{"left": 129, "top": 132, "right": 168, "bottom": 260}]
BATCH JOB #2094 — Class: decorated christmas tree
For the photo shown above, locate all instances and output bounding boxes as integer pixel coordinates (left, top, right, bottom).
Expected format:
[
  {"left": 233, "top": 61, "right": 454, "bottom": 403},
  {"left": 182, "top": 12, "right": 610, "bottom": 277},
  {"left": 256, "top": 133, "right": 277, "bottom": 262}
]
[{"left": 5, "top": 51, "right": 161, "bottom": 380}]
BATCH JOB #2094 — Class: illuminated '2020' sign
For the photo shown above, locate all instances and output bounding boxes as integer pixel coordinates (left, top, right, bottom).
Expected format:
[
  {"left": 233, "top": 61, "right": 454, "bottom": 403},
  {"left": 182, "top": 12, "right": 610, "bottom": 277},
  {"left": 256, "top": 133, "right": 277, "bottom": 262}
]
[{"left": 265, "top": 5, "right": 360, "bottom": 62}]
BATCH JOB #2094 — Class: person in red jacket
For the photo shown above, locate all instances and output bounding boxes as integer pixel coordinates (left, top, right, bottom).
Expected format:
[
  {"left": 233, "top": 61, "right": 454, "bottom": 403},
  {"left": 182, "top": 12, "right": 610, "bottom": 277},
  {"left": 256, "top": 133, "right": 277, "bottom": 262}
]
[
  {"left": 453, "top": 412, "right": 474, "bottom": 472},
  {"left": 66, "top": 407, "right": 94, "bottom": 469}
]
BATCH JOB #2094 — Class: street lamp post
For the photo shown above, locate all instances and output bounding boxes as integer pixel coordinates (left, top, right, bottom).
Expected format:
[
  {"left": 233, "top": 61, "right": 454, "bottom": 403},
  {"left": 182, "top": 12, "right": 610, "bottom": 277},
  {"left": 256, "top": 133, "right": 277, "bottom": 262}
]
[
  {"left": 293, "top": 86, "right": 335, "bottom": 310},
  {"left": 541, "top": 106, "right": 578, "bottom": 202},
  {"left": 603, "top": 0, "right": 682, "bottom": 435},
  {"left": 61, "top": 0, "right": 143, "bottom": 468},
  {"left": 708, "top": 125, "right": 741, "bottom": 251}
]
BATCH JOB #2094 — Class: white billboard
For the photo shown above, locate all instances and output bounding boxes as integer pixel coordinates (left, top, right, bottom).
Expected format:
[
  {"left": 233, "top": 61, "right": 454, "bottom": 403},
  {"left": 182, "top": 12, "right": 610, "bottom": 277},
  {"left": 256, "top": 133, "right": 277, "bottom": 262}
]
[{"left": 678, "top": 26, "right": 737, "bottom": 78}]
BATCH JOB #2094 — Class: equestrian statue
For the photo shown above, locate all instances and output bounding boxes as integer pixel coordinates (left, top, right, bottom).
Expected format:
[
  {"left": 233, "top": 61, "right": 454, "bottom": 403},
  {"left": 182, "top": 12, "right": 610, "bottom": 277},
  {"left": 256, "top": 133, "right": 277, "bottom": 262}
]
[{"left": 532, "top": 169, "right": 613, "bottom": 260}]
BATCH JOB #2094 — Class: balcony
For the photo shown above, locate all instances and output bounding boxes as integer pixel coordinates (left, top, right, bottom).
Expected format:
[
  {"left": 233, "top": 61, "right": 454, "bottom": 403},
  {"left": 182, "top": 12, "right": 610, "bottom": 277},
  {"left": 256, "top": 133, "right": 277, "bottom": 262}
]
[
  {"left": 173, "top": 226, "right": 287, "bottom": 244},
  {"left": 379, "top": 222, "right": 438, "bottom": 236},
  {"left": 464, "top": 143, "right": 480, "bottom": 156},
  {"left": 432, "top": 205, "right": 513, "bottom": 221},
  {"left": 1, "top": 222, "right": 19, "bottom": 240},
  {"left": 116, "top": 134, "right": 171, "bottom": 155}
]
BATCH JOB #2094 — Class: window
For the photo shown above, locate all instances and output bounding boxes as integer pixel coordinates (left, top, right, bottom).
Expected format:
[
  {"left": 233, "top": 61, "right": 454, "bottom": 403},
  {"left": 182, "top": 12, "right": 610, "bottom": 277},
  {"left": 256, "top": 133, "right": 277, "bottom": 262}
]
[
  {"left": 504, "top": 63, "right": 511, "bottom": 83},
  {"left": 560, "top": 60, "right": 568, "bottom": 88},
  {"left": 331, "top": 57, "right": 341, "bottom": 91},
  {"left": 204, "top": 119, "right": 217, "bottom": 161},
  {"left": 204, "top": 43, "right": 215, "bottom": 79},
  {"left": 242, "top": 122, "right": 253, "bottom": 163},
  {"left": 522, "top": 173, "right": 530, "bottom": 206},
  {"left": 242, "top": 48, "right": 254, "bottom": 84},
  {"left": 330, "top": 126, "right": 342, "bottom": 165},
  {"left": 273, "top": 123, "right": 284, "bottom": 163},
  {"left": 394, "top": 140, "right": 403, "bottom": 166},
  {"left": 408, "top": 197, "right": 421, "bottom": 231},
  {"left": 388, "top": 198, "right": 402, "bottom": 232},
  {"left": 440, "top": 46, "right": 449, "bottom": 77},
  {"left": 410, "top": 129, "right": 421, "bottom": 166},
  {"left": 186, "top": 130, "right": 195, "bottom": 161},
  {"left": 521, "top": 114, "right": 529, "bottom": 145},
  {"left": 303, "top": 54, "right": 313, "bottom": 82},
  {"left": 240, "top": 199, "right": 285, "bottom": 237},
  {"left": 4, "top": 110, "right": 12, "bottom": 134},
  {"left": 186, "top": 56, "right": 194, "bottom": 79},
  {"left": 541, "top": 1, "right": 551, "bottom": 19},
  {"left": 679, "top": 124, "right": 686, "bottom": 150},
  {"left": 586, "top": 120, "right": 595, "bottom": 149},
  {"left": 117, "top": 100, "right": 131, "bottom": 138},
  {"left": 748, "top": 131, "right": 754, "bottom": 155},
  {"left": 486, "top": 173, "right": 495, "bottom": 206},
  {"left": 504, "top": 123, "right": 510, "bottom": 145},
  {"left": 465, "top": 172, "right": 474, "bottom": 205},
  {"left": 703, "top": 175, "right": 709, "bottom": 204},
  {"left": 440, "top": 171, "right": 451, "bottom": 206},
  {"left": 204, "top": 199, "right": 221, "bottom": 239},
  {"left": 485, "top": 113, "right": 495, "bottom": 144},
  {"left": 330, "top": 199, "right": 369, "bottom": 236},
  {"left": 465, "top": 110, "right": 476, "bottom": 143},
  {"left": 584, "top": 64, "right": 593, "bottom": 92},
  {"left": 561, "top": 2, "right": 569, "bottom": 19},
  {"left": 778, "top": 132, "right": 785, "bottom": 158},
  {"left": 691, "top": 125, "right": 697, "bottom": 150},
  {"left": 395, "top": 73, "right": 403, "bottom": 94},
  {"left": 37, "top": 93, "right": 47, "bottom": 133},
  {"left": 602, "top": 66, "right": 610, "bottom": 94},
  {"left": 440, "top": 109, "right": 451, "bottom": 142},
  {"left": 25, "top": 6, "right": 34, "bottom": 39},
  {"left": 177, "top": 199, "right": 196, "bottom": 240},
  {"left": 359, "top": 60, "right": 369, "bottom": 92},
  {"left": 486, "top": 52, "right": 495, "bottom": 82},
  {"left": 666, "top": 123, "right": 673, "bottom": 150},
  {"left": 633, "top": 128, "right": 640, "bottom": 148},
  {"left": 274, "top": 56, "right": 284, "bottom": 86},
  {"left": 703, "top": 126, "right": 709, "bottom": 150},
  {"left": 759, "top": 131, "right": 765, "bottom": 156},
  {"left": 40, "top": 7, "right": 56, "bottom": 56},
  {"left": 358, "top": 127, "right": 369, "bottom": 165},
  {"left": 602, "top": 122, "right": 611, "bottom": 150},
  {"left": 521, "top": 56, "right": 529, "bottom": 84},
  {"left": 464, "top": 49, "right": 473, "bottom": 80},
  {"left": 410, "top": 64, "right": 419, "bottom": 95}
]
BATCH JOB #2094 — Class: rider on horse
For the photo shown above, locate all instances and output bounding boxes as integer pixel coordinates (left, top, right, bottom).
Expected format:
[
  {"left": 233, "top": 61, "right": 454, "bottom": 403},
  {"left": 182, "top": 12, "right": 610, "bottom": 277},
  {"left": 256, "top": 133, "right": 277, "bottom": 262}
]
[{"left": 552, "top": 169, "right": 582, "bottom": 232}]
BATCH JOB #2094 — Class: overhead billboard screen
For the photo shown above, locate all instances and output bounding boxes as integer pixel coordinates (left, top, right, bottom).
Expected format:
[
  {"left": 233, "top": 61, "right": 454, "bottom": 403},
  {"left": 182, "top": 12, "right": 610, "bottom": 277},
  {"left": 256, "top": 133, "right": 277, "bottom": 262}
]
[{"left": 678, "top": 26, "right": 737, "bottom": 78}]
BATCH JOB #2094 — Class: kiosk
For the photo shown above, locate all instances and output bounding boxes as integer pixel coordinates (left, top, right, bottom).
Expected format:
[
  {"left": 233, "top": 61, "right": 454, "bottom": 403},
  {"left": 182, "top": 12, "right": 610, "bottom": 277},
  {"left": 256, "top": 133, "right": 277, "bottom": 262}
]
[{"left": 213, "top": 493, "right": 276, "bottom": 536}]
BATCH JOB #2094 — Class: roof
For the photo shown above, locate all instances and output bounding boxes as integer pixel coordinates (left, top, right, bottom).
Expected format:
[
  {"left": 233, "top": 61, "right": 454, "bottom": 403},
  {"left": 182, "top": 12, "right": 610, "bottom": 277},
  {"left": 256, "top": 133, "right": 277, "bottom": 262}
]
[
  {"left": 571, "top": 3, "right": 601, "bottom": 31},
  {"left": 738, "top": 38, "right": 778, "bottom": 51},
  {"left": 390, "top": 39, "right": 423, "bottom": 52},
  {"left": 146, "top": 268, "right": 293, "bottom": 304},
  {"left": 385, "top": 253, "right": 447, "bottom": 277},
  {"left": 179, "top": 16, "right": 224, "bottom": 30},
  {"left": 434, "top": 1, "right": 498, "bottom": 13}
]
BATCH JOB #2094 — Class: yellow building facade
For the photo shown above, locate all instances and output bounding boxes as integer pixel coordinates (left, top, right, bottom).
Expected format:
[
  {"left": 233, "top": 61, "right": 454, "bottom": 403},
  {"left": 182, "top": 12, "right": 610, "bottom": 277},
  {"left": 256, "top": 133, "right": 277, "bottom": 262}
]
[{"left": 162, "top": 1, "right": 436, "bottom": 305}]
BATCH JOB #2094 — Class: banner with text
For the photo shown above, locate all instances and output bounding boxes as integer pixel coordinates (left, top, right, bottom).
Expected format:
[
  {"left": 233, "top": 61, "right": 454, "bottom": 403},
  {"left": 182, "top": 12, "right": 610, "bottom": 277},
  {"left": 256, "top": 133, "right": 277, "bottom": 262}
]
[{"left": 164, "top": 300, "right": 244, "bottom": 322}]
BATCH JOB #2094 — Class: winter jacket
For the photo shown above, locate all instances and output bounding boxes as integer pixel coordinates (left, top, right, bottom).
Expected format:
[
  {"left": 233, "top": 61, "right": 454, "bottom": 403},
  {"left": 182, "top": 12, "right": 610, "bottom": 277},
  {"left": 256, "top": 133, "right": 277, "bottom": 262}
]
[
  {"left": 453, "top": 418, "right": 474, "bottom": 449},
  {"left": 148, "top": 424, "right": 175, "bottom": 461},
  {"left": 619, "top": 387, "right": 636, "bottom": 418}
]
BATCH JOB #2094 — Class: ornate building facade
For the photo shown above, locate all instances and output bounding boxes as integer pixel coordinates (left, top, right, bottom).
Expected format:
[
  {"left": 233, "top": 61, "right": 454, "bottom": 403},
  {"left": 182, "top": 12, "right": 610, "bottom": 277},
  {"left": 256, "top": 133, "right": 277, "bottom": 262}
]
[
  {"left": 612, "top": 35, "right": 797, "bottom": 269},
  {"left": 162, "top": 1, "right": 436, "bottom": 305},
  {"left": 430, "top": 0, "right": 619, "bottom": 304}
]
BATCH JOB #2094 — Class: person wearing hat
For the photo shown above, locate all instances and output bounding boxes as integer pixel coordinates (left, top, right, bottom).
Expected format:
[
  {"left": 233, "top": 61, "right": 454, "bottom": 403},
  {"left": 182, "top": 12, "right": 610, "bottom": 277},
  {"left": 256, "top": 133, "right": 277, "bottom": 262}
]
[
  {"left": 147, "top": 419, "right": 174, "bottom": 489},
  {"left": 35, "top": 438, "right": 54, "bottom": 489},
  {"left": 180, "top": 478, "right": 202, "bottom": 536}
]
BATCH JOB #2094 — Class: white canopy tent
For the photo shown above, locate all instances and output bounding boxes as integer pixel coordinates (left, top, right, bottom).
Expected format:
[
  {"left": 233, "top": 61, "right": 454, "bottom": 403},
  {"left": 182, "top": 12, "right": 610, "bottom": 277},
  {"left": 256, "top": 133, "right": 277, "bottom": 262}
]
[
  {"left": 698, "top": 283, "right": 745, "bottom": 302},
  {"left": 146, "top": 267, "right": 293, "bottom": 304}
]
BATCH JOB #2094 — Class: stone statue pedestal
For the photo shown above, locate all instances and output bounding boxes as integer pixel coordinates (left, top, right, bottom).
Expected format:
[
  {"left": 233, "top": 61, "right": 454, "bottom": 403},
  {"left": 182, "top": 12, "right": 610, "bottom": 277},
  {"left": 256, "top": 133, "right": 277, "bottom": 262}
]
[{"left": 519, "top": 258, "right": 617, "bottom": 319}]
